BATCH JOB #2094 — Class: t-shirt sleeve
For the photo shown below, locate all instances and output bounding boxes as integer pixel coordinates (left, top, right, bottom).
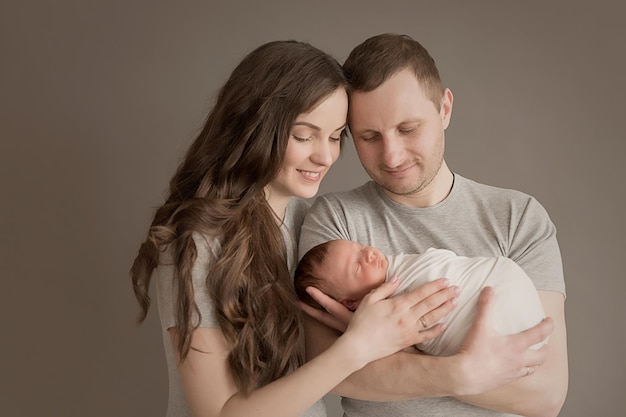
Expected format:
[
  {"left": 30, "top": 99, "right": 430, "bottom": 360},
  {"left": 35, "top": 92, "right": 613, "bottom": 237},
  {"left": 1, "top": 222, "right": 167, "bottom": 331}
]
[
  {"left": 508, "top": 197, "right": 566, "bottom": 296},
  {"left": 298, "top": 195, "right": 350, "bottom": 260},
  {"left": 155, "top": 232, "right": 221, "bottom": 330}
]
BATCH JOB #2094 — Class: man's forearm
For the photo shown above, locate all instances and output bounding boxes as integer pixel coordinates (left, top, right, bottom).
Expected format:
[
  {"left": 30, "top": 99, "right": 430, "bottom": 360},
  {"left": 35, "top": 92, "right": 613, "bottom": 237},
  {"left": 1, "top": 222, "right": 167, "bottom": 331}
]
[
  {"left": 303, "top": 316, "right": 460, "bottom": 401},
  {"left": 334, "top": 349, "right": 464, "bottom": 401}
]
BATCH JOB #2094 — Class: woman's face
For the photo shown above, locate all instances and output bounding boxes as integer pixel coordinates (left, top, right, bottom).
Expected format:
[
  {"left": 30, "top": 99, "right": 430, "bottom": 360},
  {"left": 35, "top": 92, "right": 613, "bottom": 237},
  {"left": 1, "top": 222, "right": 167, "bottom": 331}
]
[{"left": 267, "top": 88, "right": 348, "bottom": 202}]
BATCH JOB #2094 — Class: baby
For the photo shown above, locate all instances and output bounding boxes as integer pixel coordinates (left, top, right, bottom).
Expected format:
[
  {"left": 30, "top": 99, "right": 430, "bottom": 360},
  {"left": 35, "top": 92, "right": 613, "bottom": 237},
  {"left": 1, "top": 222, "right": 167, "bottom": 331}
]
[{"left": 294, "top": 239, "right": 546, "bottom": 356}]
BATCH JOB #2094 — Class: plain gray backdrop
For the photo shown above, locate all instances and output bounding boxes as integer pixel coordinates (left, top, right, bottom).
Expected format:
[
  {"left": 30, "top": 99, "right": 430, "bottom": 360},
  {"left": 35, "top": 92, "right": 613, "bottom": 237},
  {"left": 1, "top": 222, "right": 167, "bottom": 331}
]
[{"left": 1, "top": 1, "right": 624, "bottom": 416}]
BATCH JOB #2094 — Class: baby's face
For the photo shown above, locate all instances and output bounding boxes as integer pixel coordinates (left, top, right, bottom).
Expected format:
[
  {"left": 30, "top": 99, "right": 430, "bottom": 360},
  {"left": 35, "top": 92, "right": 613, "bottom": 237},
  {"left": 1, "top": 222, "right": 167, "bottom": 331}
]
[{"left": 319, "top": 240, "right": 388, "bottom": 302}]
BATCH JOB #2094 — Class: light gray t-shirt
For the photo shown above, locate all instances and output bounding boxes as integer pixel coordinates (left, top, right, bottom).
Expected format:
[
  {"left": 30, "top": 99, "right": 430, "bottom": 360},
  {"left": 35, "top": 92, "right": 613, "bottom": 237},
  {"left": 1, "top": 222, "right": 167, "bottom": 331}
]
[
  {"left": 300, "top": 174, "right": 565, "bottom": 417},
  {"left": 155, "top": 197, "right": 326, "bottom": 417}
]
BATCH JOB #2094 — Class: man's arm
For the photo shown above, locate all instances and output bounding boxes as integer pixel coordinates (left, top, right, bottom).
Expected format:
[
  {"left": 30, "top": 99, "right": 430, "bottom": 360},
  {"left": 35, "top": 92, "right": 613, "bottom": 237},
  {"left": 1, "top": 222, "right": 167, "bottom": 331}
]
[
  {"left": 456, "top": 290, "right": 568, "bottom": 417},
  {"left": 303, "top": 287, "right": 555, "bottom": 402}
]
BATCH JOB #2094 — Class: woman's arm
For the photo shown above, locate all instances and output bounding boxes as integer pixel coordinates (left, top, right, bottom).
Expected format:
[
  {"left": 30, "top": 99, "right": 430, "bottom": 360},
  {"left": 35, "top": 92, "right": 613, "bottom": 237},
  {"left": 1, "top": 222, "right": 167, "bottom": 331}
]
[
  {"left": 173, "top": 326, "right": 364, "bottom": 417},
  {"left": 174, "top": 278, "right": 459, "bottom": 417}
]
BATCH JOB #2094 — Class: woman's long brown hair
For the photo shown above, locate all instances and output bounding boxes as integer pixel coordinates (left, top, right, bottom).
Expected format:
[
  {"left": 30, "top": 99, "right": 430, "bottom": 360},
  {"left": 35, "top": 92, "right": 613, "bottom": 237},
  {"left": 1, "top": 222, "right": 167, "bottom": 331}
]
[{"left": 130, "top": 40, "right": 347, "bottom": 394}]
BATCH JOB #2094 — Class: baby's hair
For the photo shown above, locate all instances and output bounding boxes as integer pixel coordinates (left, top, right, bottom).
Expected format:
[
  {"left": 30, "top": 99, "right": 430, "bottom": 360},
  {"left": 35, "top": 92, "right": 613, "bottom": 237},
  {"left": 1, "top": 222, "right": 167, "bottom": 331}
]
[{"left": 294, "top": 241, "right": 337, "bottom": 310}]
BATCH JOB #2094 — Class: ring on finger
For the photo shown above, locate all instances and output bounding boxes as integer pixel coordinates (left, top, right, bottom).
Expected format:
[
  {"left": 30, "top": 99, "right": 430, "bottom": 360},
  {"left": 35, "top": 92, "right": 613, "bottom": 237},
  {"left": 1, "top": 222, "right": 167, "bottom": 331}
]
[{"left": 419, "top": 316, "right": 428, "bottom": 329}]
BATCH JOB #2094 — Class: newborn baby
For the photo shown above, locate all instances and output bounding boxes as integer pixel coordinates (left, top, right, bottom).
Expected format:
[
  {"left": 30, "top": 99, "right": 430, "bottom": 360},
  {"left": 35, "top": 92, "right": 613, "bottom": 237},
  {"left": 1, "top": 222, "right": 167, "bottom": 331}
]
[{"left": 294, "top": 239, "right": 546, "bottom": 356}]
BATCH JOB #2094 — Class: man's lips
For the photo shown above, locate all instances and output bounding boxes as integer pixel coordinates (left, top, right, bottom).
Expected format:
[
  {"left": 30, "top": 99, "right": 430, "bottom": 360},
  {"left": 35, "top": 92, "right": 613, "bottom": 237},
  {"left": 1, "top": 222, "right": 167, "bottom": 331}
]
[{"left": 384, "top": 164, "right": 415, "bottom": 177}]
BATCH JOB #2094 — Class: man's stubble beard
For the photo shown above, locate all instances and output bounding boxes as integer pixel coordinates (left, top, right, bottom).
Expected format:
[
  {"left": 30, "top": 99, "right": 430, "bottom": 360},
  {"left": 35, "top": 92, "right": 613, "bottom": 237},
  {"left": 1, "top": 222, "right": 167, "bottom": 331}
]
[{"left": 366, "top": 152, "right": 444, "bottom": 197}]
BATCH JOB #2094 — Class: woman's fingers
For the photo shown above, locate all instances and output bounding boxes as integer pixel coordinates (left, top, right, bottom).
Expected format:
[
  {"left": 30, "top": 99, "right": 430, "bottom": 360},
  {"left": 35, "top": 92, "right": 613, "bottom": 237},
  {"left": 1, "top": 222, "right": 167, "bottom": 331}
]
[
  {"left": 305, "top": 277, "right": 461, "bottom": 358},
  {"left": 305, "top": 286, "right": 353, "bottom": 329},
  {"left": 400, "top": 278, "right": 453, "bottom": 306},
  {"left": 397, "top": 278, "right": 460, "bottom": 328},
  {"left": 299, "top": 301, "right": 347, "bottom": 332},
  {"left": 360, "top": 276, "right": 401, "bottom": 303}
]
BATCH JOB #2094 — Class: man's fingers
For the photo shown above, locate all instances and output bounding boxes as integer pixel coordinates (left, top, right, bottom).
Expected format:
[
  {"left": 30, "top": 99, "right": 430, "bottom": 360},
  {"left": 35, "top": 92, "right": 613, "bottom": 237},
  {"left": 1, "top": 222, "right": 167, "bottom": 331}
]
[
  {"left": 520, "top": 316, "right": 554, "bottom": 350},
  {"left": 473, "top": 286, "right": 495, "bottom": 325}
]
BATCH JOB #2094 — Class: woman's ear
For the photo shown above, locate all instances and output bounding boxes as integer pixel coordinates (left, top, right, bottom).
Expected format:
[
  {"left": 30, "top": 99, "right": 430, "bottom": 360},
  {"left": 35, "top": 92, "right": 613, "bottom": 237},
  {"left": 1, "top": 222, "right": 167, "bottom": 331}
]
[{"left": 339, "top": 298, "right": 360, "bottom": 311}]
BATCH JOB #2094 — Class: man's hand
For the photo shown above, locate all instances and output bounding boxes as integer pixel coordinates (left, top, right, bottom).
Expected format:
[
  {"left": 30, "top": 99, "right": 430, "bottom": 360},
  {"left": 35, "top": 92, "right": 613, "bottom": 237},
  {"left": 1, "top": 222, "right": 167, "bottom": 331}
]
[{"left": 452, "top": 286, "right": 554, "bottom": 396}]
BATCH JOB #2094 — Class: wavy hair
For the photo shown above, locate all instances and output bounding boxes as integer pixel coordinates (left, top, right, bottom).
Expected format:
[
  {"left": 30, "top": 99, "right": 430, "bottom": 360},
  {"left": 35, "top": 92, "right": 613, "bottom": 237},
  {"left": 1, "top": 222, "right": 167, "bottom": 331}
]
[{"left": 130, "top": 40, "right": 347, "bottom": 394}]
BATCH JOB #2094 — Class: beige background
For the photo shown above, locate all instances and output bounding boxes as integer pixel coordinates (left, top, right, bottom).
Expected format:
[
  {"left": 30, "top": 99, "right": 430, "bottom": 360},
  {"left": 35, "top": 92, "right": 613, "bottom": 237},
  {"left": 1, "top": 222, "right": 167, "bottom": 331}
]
[{"left": 1, "top": 1, "right": 624, "bottom": 416}]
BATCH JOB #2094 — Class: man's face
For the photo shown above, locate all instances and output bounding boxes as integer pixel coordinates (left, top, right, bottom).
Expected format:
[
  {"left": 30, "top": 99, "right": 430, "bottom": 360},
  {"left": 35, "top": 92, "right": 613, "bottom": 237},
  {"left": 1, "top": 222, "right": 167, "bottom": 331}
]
[{"left": 348, "top": 68, "right": 453, "bottom": 206}]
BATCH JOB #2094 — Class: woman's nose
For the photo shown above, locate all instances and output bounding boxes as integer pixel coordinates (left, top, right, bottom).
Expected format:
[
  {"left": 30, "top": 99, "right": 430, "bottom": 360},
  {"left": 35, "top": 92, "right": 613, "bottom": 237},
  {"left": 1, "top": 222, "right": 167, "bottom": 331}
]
[{"left": 311, "top": 141, "right": 334, "bottom": 166}]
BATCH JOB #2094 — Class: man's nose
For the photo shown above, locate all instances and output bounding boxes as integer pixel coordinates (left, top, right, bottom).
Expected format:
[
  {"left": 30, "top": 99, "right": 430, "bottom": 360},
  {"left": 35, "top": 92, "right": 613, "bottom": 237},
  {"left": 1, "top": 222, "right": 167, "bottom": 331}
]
[{"left": 381, "top": 135, "right": 405, "bottom": 168}]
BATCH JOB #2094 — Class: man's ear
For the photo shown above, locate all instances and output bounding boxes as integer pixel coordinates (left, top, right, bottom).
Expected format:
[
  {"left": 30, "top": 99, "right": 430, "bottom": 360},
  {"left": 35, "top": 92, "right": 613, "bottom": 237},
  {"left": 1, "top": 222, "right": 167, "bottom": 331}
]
[
  {"left": 339, "top": 298, "right": 360, "bottom": 311},
  {"left": 440, "top": 88, "right": 453, "bottom": 129}
]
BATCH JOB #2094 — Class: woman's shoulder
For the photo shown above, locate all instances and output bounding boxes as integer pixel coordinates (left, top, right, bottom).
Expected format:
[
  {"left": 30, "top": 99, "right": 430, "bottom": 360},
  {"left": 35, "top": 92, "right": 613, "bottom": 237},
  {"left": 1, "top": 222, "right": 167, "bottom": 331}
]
[
  {"left": 285, "top": 197, "right": 312, "bottom": 230},
  {"left": 190, "top": 231, "right": 222, "bottom": 262}
]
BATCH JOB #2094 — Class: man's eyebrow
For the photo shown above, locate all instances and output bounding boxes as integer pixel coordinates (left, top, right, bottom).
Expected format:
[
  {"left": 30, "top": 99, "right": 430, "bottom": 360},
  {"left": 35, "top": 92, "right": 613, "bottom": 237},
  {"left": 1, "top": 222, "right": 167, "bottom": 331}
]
[{"left": 352, "top": 128, "right": 378, "bottom": 135}]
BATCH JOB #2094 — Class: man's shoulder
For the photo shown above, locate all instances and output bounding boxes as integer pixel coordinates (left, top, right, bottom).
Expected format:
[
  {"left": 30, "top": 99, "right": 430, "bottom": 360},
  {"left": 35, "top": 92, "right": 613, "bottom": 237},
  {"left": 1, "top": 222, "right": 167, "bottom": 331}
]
[
  {"left": 455, "top": 174, "right": 552, "bottom": 226},
  {"left": 456, "top": 174, "right": 537, "bottom": 205}
]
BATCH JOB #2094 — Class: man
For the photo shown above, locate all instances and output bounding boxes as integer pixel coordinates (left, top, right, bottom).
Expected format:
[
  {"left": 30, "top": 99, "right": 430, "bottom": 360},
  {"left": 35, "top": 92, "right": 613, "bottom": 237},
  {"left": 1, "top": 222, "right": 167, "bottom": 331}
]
[{"left": 299, "top": 34, "right": 568, "bottom": 417}]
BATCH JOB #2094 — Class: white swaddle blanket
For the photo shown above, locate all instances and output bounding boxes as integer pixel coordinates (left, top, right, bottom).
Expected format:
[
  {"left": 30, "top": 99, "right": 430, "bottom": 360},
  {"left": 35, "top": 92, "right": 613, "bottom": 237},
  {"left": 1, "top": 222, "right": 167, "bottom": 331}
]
[{"left": 387, "top": 248, "right": 546, "bottom": 356}]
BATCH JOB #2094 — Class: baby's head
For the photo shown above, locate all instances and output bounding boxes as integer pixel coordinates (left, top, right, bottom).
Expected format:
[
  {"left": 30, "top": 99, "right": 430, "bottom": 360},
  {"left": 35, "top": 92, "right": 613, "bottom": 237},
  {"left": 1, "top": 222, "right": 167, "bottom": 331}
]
[{"left": 294, "top": 239, "right": 388, "bottom": 311}]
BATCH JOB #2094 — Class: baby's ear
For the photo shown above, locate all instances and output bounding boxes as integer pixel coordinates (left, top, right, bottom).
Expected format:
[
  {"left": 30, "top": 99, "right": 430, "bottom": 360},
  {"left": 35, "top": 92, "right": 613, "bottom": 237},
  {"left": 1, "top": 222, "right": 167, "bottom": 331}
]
[{"left": 339, "top": 298, "right": 360, "bottom": 311}]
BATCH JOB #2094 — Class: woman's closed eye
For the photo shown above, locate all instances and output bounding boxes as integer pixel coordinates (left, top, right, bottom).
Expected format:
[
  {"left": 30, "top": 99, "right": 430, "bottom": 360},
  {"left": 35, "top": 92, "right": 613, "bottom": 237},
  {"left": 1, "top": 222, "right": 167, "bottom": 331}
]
[
  {"left": 292, "top": 134, "right": 311, "bottom": 142},
  {"left": 330, "top": 128, "right": 347, "bottom": 142}
]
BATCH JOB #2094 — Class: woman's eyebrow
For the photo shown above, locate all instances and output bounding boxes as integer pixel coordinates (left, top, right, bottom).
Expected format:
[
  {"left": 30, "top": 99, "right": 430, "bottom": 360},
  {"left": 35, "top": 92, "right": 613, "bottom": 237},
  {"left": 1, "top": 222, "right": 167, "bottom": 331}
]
[
  {"left": 293, "top": 121, "right": 321, "bottom": 131},
  {"left": 293, "top": 121, "right": 347, "bottom": 132}
]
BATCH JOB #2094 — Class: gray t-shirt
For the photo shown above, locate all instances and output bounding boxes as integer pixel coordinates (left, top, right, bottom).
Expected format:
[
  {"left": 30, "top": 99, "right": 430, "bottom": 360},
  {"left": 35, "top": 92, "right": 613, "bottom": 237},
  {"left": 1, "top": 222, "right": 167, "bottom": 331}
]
[
  {"left": 299, "top": 174, "right": 565, "bottom": 417},
  {"left": 155, "top": 197, "right": 326, "bottom": 417}
]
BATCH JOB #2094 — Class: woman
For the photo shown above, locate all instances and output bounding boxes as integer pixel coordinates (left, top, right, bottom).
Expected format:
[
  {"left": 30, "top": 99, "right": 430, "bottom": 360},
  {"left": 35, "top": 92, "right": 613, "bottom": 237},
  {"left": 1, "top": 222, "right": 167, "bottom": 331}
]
[{"left": 130, "top": 40, "right": 457, "bottom": 417}]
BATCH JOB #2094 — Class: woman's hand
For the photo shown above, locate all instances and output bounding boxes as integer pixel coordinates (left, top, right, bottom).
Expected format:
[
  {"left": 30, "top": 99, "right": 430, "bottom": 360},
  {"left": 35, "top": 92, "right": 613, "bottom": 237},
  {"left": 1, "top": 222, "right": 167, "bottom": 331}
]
[
  {"left": 301, "top": 277, "right": 459, "bottom": 335},
  {"left": 308, "top": 277, "right": 460, "bottom": 366},
  {"left": 299, "top": 286, "right": 354, "bottom": 332}
]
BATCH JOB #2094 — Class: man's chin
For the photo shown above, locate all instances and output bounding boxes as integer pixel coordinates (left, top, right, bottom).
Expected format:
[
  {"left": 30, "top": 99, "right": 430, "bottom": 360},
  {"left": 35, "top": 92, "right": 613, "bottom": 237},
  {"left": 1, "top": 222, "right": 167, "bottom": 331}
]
[{"left": 380, "top": 182, "right": 420, "bottom": 196}]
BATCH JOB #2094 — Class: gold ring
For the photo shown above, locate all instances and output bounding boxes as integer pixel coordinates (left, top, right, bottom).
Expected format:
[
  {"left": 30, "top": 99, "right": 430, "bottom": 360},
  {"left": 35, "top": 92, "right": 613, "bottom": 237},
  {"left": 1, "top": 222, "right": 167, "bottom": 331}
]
[{"left": 419, "top": 316, "right": 428, "bottom": 329}]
